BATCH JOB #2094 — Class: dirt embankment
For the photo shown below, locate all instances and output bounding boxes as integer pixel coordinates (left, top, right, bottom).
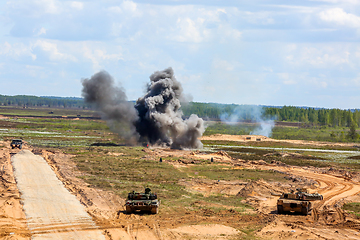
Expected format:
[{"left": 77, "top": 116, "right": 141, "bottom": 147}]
[{"left": 0, "top": 141, "right": 30, "bottom": 239}]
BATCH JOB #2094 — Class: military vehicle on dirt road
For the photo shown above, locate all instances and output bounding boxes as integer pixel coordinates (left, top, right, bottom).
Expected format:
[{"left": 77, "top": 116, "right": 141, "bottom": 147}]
[
  {"left": 10, "top": 139, "right": 23, "bottom": 149},
  {"left": 125, "top": 188, "right": 160, "bottom": 214},
  {"left": 277, "top": 188, "right": 323, "bottom": 215}
]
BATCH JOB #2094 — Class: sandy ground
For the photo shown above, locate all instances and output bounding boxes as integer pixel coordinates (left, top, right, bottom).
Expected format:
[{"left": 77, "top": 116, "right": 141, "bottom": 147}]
[
  {"left": 201, "top": 133, "right": 360, "bottom": 147},
  {"left": 1, "top": 135, "right": 360, "bottom": 239},
  {"left": 11, "top": 150, "right": 105, "bottom": 239}
]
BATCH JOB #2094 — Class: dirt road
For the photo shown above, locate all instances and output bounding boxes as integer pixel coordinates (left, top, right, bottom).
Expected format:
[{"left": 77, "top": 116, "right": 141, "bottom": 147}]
[{"left": 11, "top": 150, "right": 105, "bottom": 239}]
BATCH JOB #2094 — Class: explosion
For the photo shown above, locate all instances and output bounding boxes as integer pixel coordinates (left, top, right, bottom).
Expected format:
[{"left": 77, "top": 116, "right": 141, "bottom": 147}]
[{"left": 81, "top": 67, "right": 205, "bottom": 149}]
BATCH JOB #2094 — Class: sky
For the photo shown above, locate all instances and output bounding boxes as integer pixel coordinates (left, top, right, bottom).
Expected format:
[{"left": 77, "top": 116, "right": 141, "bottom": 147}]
[{"left": 1, "top": 0, "right": 360, "bottom": 109}]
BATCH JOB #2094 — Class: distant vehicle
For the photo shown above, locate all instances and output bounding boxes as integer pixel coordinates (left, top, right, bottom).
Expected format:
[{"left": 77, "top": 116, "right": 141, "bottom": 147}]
[
  {"left": 10, "top": 139, "right": 23, "bottom": 149},
  {"left": 277, "top": 188, "right": 323, "bottom": 215},
  {"left": 125, "top": 188, "right": 160, "bottom": 214}
]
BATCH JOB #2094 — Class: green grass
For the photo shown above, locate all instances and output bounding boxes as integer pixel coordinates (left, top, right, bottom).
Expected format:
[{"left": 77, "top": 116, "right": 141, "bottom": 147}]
[
  {"left": 74, "top": 147, "right": 190, "bottom": 203},
  {"left": 204, "top": 122, "right": 254, "bottom": 136},
  {"left": 204, "top": 121, "right": 360, "bottom": 143},
  {"left": 0, "top": 112, "right": 116, "bottom": 148},
  {"left": 272, "top": 126, "right": 360, "bottom": 143},
  {"left": 0, "top": 106, "right": 95, "bottom": 117},
  {"left": 342, "top": 202, "right": 360, "bottom": 217},
  {"left": 182, "top": 164, "right": 288, "bottom": 182},
  {"left": 71, "top": 147, "right": 259, "bottom": 212}
]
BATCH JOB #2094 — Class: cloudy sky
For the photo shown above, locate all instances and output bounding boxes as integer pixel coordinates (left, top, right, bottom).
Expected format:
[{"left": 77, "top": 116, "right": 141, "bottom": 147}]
[{"left": 1, "top": 0, "right": 360, "bottom": 109}]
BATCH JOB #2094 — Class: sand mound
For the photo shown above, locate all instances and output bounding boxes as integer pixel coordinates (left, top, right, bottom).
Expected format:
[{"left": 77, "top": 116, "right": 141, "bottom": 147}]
[
  {"left": 170, "top": 224, "right": 241, "bottom": 237},
  {"left": 237, "top": 179, "right": 284, "bottom": 198},
  {"left": 214, "top": 150, "right": 231, "bottom": 158}
]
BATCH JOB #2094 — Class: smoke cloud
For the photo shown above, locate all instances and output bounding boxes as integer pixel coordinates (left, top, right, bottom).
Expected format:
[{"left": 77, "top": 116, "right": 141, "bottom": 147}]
[
  {"left": 220, "top": 105, "right": 275, "bottom": 137},
  {"left": 81, "top": 71, "right": 139, "bottom": 142},
  {"left": 81, "top": 68, "right": 205, "bottom": 149}
]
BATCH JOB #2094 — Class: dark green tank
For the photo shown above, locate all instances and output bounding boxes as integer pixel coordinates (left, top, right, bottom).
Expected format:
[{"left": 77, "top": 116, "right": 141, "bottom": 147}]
[{"left": 125, "top": 188, "right": 160, "bottom": 214}]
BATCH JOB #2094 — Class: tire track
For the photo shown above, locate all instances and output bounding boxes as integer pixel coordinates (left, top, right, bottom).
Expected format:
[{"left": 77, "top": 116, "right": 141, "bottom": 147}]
[
  {"left": 260, "top": 164, "right": 360, "bottom": 226},
  {"left": 11, "top": 150, "right": 106, "bottom": 239}
]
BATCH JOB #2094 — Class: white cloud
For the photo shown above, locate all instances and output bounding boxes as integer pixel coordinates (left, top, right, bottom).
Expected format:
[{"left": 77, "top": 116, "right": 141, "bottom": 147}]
[
  {"left": 265, "top": 5, "right": 318, "bottom": 14},
  {"left": 122, "top": 0, "right": 137, "bottom": 13},
  {"left": 108, "top": 6, "right": 122, "bottom": 13},
  {"left": 314, "top": 79, "right": 328, "bottom": 88},
  {"left": 70, "top": 1, "right": 83, "bottom": 10},
  {"left": 319, "top": 8, "right": 360, "bottom": 28},
  {"left": 351, "top": 73, "right": 360, "bottom": 87},
  {"left": 34, "top": 27, "right": 47, "bottom": 36},
  {"left": 34, "top": 40, "right": 77, "bottom": 61},
  {"left": 218, "top": 25, "right": 242, "bottom": 42},
  {"left": 108, "top": 1, "right": 140, "bottom": 16},
  {"left": 262, "top": 67, "right": 273, "bottom": 72},
  {"left": 278, "top": 73, "right": 297, "bottom": 85},
  {"left": 2, "top": 0, "right": 360, "bottom": 108},
  {"left": 82, "top": 46, "right": 123, "bottom": 71},
  {"left": 0, "top": 42, "right": 36, "bottom": 60},
  {"left": 172, "top": 17, "right": 209, "bottom": 43},
  {"left": 25, "top": 65, "right": 46, "bottom": 78},
  {"left": 244, "top": 11, "right": 275, "bottom": 25},
  {"left": 312, "top": 0, "right": 359, "bottom": 4},
  {"left": 286, "top": 45, "right": 351, "bottom": 68},
  {"left": 212, "top": 59, "right": 239, "bottom": 71},
  {"left": 36, "top": 0, "right": 61, "bottom": 14}
]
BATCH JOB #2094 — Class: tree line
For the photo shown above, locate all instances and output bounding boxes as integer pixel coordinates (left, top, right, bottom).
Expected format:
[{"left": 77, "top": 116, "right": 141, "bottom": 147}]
[
  {"left": 0, "top": 95, "right": 85, "bottom": 108},
  {"left": 1, "top": 95, "right": 360, "bottom": 128},
  {"left": 264, "top": 106, "right": 360, "bottom": 128}
]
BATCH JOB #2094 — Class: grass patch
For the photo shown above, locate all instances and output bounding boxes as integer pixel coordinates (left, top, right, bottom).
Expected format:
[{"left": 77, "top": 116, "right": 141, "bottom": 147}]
[
  {"left": 0, "top": 106, "right": 96, "bottom": 117},
  {"left": 70, "top": 146, "right": 272, "bottom": 214},
  {"left": 204, "top": 122, "right": 254, "bottom": 136},
  {"left": 73, "top": 147, "right": 193, "bottom": 209},
  {"left": 183, "top": 164, "right": 288, "bottom": 182},
  {"left": 342, "top": 202, "right": 360, "bottom": 217},
  {"left": 239, "top": 225, "right": 263, "bottom": 240}
]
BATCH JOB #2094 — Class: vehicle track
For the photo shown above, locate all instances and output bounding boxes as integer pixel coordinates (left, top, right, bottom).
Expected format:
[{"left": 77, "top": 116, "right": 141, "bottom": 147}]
[
  {"left": 11, "top": 150, "right": 106, "bottom": 239},
  {"left": 260, "top": 164, "right": 360, "bottom": 226}
]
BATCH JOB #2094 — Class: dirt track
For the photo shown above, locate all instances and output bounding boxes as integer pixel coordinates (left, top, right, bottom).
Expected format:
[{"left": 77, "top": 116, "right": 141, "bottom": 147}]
[
  {"left": 11, "top": 150, "right": 105, "bottom": 239},
  {"left": 1, "top": 135, "right": 360, "bottom": 239}
]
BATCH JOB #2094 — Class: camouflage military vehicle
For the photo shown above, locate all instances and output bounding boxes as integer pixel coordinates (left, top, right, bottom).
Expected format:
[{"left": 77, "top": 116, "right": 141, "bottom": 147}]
[
  {"left": 125, "top": 188, "right": 160, "bottom": 214},
  {"left": 277, "top": 189, "right": 323, "bottom": 215},
  {"left": 10, "top": 139, "right": 23, "bottom": 149}
]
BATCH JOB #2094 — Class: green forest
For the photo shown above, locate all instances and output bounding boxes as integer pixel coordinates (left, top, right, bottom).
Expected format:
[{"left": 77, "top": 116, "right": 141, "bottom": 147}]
[{"left": 1, "top": 94, "right": 360, "bottom": 129}]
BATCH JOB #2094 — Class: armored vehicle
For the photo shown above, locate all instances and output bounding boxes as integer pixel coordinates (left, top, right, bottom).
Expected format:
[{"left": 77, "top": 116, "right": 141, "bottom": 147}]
[
  {"left": 277, "top": 189, "right": 323, "bottom": 215},
  {"left": 11, "top": 139, "right": 23, "bottom": 149},
  {"left": 125, "top": 188, "right": 160, "bottom": 214}
]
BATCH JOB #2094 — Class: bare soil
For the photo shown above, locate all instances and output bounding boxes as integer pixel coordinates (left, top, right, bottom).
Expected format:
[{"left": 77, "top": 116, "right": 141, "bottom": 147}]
[{"left": 1, "top": 135, "right": 360, "bottom": 239}]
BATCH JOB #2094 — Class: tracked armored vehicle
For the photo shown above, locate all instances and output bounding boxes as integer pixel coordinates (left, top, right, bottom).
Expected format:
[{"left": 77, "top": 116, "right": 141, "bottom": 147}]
[
  {"left": 277, "top": 189, "right": 323, "bottom": 215},
  {"left": 11, "top": 139, "right": 23, "bottom": 149},
  {"left": 125, "top": 188, "right": 160, "bottom": 214}
]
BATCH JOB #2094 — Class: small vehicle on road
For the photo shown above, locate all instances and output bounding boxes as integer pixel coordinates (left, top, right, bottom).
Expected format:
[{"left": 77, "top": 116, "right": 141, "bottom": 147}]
[
  {"left": 125, "top": 188, "right": 160, "bottom": 214},
  {"left": 277, "top": 188, "right": 323, "bottom": 215},
  {"left": 10, "top": 139, "right": 23, "bottom": 149}
]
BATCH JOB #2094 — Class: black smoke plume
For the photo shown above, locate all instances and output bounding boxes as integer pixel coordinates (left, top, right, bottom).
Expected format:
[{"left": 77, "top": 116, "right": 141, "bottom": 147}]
[
  {"left": 81, "top": 71, "right": 139, "bottom": 143},
  {"left": 81, "top": 68, "right": 205, "bottom": 149}
]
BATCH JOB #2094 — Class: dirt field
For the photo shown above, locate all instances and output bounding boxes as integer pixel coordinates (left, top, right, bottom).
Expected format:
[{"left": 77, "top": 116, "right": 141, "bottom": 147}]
[{"left": 1, "top": 135, "right": 360, "bottom": 239}]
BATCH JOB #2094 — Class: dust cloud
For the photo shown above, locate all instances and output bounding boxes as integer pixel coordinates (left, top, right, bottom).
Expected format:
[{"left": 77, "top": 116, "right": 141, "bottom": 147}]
[
  {"left": 81, "top": 68, "right": 205, "bottom": 149},
  {"left": 220, "top": 105, "right": 275, "bottom": 137}
]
